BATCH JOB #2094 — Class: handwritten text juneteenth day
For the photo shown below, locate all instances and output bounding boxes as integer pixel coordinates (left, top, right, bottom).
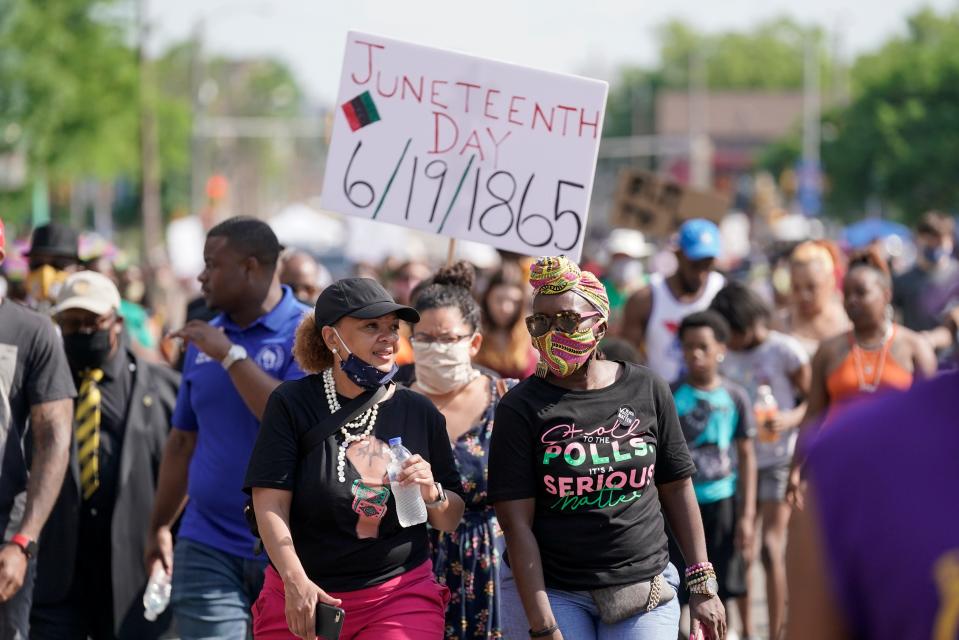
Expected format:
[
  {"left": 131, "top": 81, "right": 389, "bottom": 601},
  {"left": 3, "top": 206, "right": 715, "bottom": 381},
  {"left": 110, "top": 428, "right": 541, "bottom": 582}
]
[{"left": 348, "top": 39, "right": 602, "bottom": 163}]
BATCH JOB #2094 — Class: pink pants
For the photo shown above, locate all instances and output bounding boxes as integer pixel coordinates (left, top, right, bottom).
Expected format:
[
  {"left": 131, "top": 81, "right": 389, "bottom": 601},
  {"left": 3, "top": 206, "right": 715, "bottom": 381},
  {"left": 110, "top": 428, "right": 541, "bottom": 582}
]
[{"left": 252, "top": 561, "right": 450, "bottom": 640}]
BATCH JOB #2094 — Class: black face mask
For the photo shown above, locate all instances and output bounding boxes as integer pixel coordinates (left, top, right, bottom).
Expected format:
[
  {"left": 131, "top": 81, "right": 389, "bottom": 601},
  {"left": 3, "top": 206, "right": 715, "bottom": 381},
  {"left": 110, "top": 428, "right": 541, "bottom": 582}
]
[{"left": 63, "top": 330, "right": 113, "bottom": 371}]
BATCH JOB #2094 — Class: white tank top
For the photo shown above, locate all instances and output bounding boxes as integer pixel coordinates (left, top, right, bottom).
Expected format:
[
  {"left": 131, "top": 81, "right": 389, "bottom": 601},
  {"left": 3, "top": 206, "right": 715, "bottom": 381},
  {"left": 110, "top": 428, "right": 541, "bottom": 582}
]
[{"left": 644, "top": 271, "right": 726, "bottom": 383}]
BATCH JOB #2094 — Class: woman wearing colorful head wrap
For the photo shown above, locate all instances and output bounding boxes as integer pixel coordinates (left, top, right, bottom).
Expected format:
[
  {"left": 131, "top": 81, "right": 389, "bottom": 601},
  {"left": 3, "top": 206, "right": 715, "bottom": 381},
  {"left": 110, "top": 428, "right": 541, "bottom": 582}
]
[{"left": 488, "top": 256, "right": 726, "bottom": 640}]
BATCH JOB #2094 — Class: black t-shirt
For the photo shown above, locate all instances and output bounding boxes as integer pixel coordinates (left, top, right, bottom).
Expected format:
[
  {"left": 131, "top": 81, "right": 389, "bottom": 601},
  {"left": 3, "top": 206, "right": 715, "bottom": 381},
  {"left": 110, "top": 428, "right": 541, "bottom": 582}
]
[
  {"left": 487, "top": 362, "right": 695, "bottom": 590},
  {"left": 244, "top": 375, "right": 462, "bottom": 592},
  {"left": 0, "top": 299, "right": 76, "bottom": 535}
]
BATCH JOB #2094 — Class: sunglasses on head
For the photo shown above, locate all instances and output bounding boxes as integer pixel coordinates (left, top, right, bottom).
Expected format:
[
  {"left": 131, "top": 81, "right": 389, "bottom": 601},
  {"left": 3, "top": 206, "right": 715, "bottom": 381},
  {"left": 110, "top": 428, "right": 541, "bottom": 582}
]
[{"left": 525, "top": 310, "right": 602, "bottom": 338}]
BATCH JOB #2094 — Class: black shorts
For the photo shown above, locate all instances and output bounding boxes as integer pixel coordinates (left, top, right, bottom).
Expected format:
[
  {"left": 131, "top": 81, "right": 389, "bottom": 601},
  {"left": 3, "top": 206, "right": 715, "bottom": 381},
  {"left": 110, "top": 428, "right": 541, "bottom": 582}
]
[{"left": 667, "top": 495, "right": 747, "bottom": 603}]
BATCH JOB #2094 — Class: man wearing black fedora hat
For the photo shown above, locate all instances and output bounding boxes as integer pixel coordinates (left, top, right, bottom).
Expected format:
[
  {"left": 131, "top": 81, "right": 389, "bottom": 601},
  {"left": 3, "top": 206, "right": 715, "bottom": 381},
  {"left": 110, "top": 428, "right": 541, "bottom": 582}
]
[{"left": 24, "top": 223, "right": 82, "bottom": 314}]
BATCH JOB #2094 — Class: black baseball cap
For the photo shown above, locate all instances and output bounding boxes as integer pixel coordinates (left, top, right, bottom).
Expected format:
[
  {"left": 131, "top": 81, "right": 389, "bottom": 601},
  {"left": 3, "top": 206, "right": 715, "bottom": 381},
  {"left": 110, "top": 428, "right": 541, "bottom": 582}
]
[{"left": 313, "top": 277, "right": 420, "bottom": 328}]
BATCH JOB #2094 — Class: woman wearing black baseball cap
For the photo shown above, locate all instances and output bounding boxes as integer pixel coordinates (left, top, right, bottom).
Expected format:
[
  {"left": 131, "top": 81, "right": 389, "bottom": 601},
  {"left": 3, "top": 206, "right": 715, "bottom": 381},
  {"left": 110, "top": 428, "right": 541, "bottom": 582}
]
[{"left": 245, "top": 277, "right": 465, "bottom": 639}]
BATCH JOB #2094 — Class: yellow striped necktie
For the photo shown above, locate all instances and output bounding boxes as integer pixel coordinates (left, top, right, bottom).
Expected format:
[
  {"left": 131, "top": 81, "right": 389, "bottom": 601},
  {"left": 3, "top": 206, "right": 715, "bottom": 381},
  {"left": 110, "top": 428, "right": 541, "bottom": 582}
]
[{"left": 75, "top": 368, "right": 104, "bottom": 501}]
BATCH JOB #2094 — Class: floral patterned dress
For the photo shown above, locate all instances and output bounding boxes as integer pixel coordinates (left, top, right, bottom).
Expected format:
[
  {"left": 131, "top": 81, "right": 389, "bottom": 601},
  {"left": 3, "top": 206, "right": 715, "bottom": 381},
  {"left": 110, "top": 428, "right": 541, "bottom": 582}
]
[{"left": 431, "top": 377, "right": 516, "bottom": 640}]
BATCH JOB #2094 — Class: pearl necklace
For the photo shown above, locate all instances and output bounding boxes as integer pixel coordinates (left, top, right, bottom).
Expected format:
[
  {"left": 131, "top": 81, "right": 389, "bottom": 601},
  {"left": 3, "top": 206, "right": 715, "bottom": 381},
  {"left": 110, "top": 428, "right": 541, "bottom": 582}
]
[{"left": 323, "top": 368, "right": 379, "bottom": 483}]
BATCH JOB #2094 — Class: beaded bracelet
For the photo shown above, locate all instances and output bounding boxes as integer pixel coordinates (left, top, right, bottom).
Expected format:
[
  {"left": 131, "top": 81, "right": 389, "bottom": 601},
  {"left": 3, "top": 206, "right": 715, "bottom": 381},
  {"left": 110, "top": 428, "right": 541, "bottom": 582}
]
[
  {"left": 686, "top": 568, "right": 717, "bottom": 581},
  {"left": 686, "top": 572, "right": 717, "bottom": 587},
  {"left": 685, "top": 562, "right": 714, "bottom": 577}
]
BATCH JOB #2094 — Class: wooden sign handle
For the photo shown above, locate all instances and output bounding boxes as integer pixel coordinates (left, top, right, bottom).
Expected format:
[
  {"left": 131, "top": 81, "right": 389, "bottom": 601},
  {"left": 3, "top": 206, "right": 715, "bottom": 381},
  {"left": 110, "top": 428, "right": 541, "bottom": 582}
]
[{"left": 446, "top": 239, "right": 457, "bottom": 266}]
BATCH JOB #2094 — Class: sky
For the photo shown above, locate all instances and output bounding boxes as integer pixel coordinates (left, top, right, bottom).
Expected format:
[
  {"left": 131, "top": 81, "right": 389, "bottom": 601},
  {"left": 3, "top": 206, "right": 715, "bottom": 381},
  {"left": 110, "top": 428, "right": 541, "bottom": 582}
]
[{"left": 149, "top": 0, "right": 956, "bottom": 105}]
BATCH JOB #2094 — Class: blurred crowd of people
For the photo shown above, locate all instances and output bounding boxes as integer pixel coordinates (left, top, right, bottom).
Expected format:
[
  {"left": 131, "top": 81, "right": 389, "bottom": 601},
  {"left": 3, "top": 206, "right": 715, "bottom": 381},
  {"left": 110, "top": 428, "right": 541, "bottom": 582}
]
[{"left": 0, "top": 210, "right": 956, "bottom": 640}]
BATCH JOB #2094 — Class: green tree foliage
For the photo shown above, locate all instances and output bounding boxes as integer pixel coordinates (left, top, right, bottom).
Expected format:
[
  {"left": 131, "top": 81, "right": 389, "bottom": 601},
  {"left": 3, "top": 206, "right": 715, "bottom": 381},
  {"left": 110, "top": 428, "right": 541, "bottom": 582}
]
[
  {"left": 656, "top": 18, "right": 826, "bottom": 90},
  {"left": 0, "top": 0, "right": 139, "bottom": 179},
  {"left": 604, "top": 17, "right": 827, "bottom": 137},
  {"left": 822, "top": 8, "right": 959, "bottom": 221},
  {"left": 0, "top": 0, "right": 308, "bottom": 227}
]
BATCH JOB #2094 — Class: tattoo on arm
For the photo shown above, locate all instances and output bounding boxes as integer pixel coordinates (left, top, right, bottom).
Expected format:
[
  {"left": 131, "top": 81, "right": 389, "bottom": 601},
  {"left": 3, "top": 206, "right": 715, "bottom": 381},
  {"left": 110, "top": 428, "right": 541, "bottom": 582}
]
[{"left": 21, "top": 399, "right": 73, "bottom": 538}]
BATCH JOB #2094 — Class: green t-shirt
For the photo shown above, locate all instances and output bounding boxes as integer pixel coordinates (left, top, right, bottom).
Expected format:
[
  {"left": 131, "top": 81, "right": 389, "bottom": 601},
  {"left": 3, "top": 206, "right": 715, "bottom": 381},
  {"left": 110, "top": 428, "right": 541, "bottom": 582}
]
[{"left": 119, "top": 299, "right": 156, "bottom": 349}]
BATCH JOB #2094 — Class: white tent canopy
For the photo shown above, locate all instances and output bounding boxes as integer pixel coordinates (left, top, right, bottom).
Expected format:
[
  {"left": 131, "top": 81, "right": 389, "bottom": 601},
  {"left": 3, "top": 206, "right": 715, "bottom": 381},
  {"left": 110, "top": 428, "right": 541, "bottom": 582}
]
[{"left": 269, "top": 203, "right": 347, "bottom": 253}]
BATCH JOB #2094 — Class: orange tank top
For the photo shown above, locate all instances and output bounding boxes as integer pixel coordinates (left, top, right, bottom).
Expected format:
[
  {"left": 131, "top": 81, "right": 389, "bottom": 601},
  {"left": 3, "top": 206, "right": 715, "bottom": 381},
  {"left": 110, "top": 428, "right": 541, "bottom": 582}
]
[{"left": 826, "top": 325, "right": 913, "bottom": 406}]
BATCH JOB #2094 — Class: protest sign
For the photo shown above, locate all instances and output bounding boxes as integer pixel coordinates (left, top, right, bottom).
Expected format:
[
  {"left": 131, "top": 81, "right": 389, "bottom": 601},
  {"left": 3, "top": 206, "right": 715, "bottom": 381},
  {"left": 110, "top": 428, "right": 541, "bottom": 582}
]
[
  {"left": 320, "top": 32, "right": 608, "bottom": 261},
  {"left": 610, "top": 169, "right": 730, "bottom": 237}
]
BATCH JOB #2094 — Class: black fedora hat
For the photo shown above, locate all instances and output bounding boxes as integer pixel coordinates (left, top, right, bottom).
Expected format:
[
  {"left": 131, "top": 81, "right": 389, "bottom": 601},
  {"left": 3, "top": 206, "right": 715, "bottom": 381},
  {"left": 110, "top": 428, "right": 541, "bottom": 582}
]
[
  {"left": 314, "top": 278, "right": 419, "bottom": 328},
  {"left": 25, "top": 223, "right": 80, "bottom": 260}
]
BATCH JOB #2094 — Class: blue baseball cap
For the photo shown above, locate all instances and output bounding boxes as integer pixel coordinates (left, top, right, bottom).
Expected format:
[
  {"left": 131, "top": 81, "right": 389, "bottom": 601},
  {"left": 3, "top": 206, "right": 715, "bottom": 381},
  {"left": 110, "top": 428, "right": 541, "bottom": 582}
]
[{"left": 677, "top": 219, "right": 722, "bottom": 260}]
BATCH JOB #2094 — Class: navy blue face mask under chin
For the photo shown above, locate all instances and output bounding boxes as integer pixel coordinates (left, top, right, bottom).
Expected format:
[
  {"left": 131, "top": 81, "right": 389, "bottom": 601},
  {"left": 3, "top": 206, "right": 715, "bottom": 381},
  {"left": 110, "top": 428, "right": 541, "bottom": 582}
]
[{"left": 334, "top": 329, "right": 398, "bottom": 388}]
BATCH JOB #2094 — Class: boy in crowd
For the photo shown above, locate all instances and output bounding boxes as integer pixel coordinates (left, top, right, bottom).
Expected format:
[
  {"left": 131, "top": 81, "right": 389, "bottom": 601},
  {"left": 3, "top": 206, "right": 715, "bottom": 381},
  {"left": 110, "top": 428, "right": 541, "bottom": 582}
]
[
  {"left": 710, "top": 282, "right": 811, "bottom": 640},
  {"left": 669, "top": 311, "right": 757, "bottom": 637}
]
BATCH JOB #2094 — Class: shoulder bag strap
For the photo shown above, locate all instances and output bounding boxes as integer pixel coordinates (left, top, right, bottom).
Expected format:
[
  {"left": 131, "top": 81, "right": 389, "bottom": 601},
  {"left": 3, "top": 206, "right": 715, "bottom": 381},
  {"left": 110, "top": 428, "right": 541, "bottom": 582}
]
[{"left": 298, "top": 383, "right": 391, "bottom": 458}]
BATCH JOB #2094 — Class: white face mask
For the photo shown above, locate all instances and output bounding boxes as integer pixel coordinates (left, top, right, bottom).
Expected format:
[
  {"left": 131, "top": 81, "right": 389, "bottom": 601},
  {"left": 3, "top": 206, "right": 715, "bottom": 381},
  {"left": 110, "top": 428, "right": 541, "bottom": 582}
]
[
  {"left": 608, "top": 257, "right": 643, "bottom": 287},
  {"left": 413, "top": 339, "right": 479, "bottom": 395}
]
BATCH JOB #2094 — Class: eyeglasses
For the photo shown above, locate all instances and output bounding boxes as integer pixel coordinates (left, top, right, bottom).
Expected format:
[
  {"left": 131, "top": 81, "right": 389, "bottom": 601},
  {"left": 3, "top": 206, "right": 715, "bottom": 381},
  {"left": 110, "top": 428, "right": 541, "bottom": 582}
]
[
  {"left": 410, "top": 333, "right": 473, "bottom": 346},
  {"left": 525, "top": 311, "right": 601, "bottom": 338}
]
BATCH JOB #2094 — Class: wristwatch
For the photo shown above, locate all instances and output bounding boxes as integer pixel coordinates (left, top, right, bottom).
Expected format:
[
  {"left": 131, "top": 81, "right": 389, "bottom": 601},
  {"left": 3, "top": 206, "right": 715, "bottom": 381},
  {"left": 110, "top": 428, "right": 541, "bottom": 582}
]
[
  {"left": 689, "top": 576, "right": 720, "bottom": 598},
  {"left": 9, "top": 534, "right": 37, "bottom": 559},
  {"left": 221, "top": 344, "right": 248, "bottom": 370},
  {"left": 424, "top": 482, "right": 447, "bottom": 509}
]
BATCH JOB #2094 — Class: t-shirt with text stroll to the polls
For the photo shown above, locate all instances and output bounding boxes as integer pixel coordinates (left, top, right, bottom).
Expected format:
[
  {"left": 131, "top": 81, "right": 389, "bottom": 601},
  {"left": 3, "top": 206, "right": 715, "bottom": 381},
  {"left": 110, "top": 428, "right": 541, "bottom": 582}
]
[
  {"left": 487, "top": 362, "right": 695, "bottom": 591},
  {"left": 0, "top": 299, "right": 76, "bottom": 537},
  {"left": 672, "top": 379, "right": 755, "bottom": 505}
]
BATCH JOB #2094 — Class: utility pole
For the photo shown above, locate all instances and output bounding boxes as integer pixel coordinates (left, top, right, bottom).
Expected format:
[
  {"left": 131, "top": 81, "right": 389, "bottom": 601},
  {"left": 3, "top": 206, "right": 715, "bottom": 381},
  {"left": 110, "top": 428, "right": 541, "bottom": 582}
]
[
  {"left": 799, "top": 33, "right": 822, "bottom": 216},
  {"left": 190, "top": 20, "right": 205, "bottom": 217},
  {"left": 688, "top": 47, "right": 713, "bottom": 190},
  {"left": 137, "top": 0, "right": 165, "bottom": 267},
  {"left": 802, "top": 36, "right": 821, "bottom": 172}
]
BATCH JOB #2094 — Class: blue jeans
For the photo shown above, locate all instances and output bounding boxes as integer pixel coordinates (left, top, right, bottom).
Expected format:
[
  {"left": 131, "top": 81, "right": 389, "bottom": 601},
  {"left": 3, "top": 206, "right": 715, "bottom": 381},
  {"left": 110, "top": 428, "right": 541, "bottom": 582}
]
[
  {"left": 171, "top": 538, "right": 268, "bottom": 640},
  {"left": 498, "top": 561, "right": 535, "bottom": 640},
  {"left": 550, "top": 563, "right": 681, "bottom": 640}
]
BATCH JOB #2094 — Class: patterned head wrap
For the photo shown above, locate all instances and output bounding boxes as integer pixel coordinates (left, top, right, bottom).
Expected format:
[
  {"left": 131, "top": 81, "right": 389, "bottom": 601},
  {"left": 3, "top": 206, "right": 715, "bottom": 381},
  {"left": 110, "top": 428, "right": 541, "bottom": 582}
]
[{"left": 529, "top": 256, "right": 610, "bottom": 320}]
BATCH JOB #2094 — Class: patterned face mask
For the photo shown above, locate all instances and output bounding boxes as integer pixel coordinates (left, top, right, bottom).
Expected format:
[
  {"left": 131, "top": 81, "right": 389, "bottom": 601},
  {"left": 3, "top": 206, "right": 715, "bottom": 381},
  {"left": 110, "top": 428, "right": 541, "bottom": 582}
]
[{"left": 532, "top": 325, "right": 600, "bottom": 378}]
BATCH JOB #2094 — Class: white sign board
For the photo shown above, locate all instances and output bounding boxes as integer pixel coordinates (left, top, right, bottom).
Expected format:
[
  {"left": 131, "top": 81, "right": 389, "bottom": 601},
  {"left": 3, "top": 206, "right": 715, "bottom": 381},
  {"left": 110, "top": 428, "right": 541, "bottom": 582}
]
[{"left": 321, "top": 32, "right": 608, "bottom": 261}]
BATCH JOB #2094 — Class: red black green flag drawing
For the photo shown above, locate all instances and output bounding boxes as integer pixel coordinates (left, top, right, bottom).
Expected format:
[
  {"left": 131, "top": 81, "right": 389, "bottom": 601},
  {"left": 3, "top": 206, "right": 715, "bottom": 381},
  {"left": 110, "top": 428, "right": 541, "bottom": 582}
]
[{"left": 342, "top": 91, "right": 381, "bottom": 131}]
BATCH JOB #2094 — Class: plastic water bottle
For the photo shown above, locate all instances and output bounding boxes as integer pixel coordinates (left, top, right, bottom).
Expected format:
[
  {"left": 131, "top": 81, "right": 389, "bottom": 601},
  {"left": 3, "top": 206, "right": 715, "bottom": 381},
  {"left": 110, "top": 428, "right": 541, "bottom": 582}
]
[
  {"left": 388, "top": 437, "right": 428, "bottom": 528},
  {"left": 754, "top": 384, "right": 780, "bottom": 443},
  {"left": 143, "top": 568, "right": 171, "bottom": 621}
]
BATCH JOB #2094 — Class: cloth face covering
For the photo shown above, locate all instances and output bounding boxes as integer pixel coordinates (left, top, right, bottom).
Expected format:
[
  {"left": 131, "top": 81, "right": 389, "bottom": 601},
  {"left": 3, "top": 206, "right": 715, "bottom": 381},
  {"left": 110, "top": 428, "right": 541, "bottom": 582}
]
[
  {"left": 412, "top": 339, "right": 479, "bottom": 395},
  {"left": 333, "top": 327, "right": 398, "bottom": 388},
  {"left": 532, "top": 325, "right": 599, "bottom": 378}
]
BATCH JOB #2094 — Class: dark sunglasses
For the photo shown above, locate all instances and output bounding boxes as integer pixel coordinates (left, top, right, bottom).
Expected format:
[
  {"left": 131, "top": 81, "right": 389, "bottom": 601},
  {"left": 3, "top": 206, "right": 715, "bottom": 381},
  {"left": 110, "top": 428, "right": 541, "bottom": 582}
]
[{"left": 525, "top": 310, "right": 601, "bottom": 338}]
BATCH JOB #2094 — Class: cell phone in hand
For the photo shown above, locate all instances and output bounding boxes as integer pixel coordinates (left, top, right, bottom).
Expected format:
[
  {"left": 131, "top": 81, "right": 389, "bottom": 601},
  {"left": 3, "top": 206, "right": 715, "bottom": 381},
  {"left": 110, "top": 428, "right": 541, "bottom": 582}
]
[{"left": 315, "top": 602, "right": 345, "bottom": 640}]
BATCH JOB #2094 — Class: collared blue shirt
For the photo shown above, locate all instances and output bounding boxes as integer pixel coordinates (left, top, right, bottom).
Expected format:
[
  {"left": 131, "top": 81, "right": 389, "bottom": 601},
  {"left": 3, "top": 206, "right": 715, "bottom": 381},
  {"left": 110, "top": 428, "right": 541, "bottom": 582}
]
[{"left": 172, "top": 285, "right": 309, "bottom": 558}]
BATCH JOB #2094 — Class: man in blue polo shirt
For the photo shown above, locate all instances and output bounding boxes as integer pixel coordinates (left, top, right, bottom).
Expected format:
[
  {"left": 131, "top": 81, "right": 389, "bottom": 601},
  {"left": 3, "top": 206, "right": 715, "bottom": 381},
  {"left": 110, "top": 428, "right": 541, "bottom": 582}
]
[{"left": 145, "top": 217, "right": 308, "bottom": 639}]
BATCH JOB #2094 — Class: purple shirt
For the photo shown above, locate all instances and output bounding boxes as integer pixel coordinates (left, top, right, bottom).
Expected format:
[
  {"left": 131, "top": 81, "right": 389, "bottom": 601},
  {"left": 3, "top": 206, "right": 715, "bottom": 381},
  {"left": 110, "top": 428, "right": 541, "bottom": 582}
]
[
  {"left": 806, "top": 372, "right": 959, "bottom": 639},
  {"left": 173, "top": 286, "right": 308, "bottom": 558}
]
